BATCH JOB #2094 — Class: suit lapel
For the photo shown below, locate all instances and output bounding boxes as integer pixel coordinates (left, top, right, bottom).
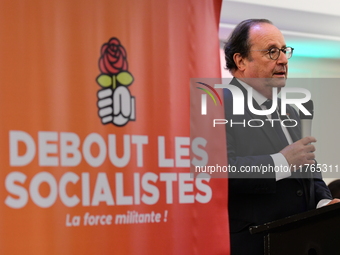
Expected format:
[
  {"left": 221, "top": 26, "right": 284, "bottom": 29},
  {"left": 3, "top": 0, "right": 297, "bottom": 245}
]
[
  {"left": 230, "top": 78, "right": 287, "bottom": 152},
  {"left": 283, "top": 107, "right": 301, "bottom": 142}
]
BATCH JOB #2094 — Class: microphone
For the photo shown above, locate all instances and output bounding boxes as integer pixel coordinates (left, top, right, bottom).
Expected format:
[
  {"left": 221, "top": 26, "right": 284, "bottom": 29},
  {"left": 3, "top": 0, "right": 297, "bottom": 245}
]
[{"left": 299, "top": 100, "right": 314, "bottom": 138}]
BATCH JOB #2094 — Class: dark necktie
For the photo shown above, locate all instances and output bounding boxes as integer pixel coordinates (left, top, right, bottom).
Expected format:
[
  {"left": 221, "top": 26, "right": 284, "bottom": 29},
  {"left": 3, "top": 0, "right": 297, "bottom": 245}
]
[{"left": 263, "top": 100, "right": 289, "bottom": 147}]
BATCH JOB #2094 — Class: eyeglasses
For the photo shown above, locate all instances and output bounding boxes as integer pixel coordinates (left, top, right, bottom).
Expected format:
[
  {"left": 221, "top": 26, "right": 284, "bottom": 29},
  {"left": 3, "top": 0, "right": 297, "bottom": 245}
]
[{"left": 251, "top": 47, "right": 294, "bottom": 60}]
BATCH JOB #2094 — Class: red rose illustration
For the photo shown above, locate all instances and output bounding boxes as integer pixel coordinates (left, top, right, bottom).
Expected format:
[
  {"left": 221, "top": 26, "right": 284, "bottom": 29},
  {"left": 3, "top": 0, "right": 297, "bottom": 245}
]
[{"left": 99, "top": 38, "right": 128, "bottom": 74}]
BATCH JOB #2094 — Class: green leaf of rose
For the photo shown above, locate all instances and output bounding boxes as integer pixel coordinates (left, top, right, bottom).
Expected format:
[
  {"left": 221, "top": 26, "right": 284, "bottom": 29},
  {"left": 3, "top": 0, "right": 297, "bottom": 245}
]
[
  {"left": 97, "top": 74, "right": 112, "bottom": 87},
  {"left": 116, "top": 71, "right": 134, "bottom": 86}
]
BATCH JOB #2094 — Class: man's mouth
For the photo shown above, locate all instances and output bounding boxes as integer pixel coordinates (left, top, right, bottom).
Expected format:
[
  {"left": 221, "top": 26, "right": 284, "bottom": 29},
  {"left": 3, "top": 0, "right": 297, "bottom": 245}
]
[{"left": 273, "top": 71, "right": 286, "bottom": 77}]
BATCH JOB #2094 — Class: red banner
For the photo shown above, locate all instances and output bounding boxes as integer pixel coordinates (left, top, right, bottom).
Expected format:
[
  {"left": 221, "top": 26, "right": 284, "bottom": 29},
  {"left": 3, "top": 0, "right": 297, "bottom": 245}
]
[{"left": 0, "top": 0, "right": 229, "bottom": 254}]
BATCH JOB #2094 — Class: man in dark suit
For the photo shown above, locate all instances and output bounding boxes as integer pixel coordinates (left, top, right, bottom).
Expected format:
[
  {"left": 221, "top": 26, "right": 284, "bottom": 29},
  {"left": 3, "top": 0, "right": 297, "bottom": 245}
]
[{"left": 223, "top": 19, "right": 339, "bottom": 255}]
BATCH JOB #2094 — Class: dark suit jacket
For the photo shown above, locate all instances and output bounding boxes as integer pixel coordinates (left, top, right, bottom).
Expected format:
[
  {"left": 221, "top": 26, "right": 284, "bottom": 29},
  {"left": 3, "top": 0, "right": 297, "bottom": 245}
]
[{"left": 224, "top": 78, "right": 332, "bottom": 255}]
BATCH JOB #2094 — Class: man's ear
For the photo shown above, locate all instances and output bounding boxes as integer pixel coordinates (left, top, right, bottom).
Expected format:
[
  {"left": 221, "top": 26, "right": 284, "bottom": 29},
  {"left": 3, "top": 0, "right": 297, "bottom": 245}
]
[{"left": 233, "top": 53, "right": 246, "bottom": 71}]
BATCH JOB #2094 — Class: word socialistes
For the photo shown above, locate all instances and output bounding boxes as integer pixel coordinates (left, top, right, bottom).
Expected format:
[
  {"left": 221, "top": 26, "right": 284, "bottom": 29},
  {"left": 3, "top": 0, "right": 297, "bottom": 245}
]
[{"left": 6, "top": 131, "right": 211, "bottom": 209}]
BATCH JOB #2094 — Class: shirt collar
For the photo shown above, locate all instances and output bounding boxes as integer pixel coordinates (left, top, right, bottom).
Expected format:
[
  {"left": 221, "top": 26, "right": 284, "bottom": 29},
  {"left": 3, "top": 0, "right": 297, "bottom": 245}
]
[{"left": 236, "top": 78, "right": 268, "bottom": 106}]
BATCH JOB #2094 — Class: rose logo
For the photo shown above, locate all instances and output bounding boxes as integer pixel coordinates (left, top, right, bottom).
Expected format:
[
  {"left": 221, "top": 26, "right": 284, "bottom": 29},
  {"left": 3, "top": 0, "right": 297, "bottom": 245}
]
[{"left": 96, "top": 37, "right": 136, "bottom": 126}]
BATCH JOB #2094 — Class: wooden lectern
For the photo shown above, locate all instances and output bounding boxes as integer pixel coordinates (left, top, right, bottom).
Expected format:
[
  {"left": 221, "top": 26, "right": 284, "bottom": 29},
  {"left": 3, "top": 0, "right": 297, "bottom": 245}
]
[{"left": 250, "top": 203, "right": 340, "bottom": 255}]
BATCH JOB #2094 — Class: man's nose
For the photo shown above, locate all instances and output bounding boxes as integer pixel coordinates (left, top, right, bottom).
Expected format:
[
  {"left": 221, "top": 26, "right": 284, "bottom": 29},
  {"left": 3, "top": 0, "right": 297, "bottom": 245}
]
[{"left": 277, "top": 50, "right": 288, "bottom": 64}]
